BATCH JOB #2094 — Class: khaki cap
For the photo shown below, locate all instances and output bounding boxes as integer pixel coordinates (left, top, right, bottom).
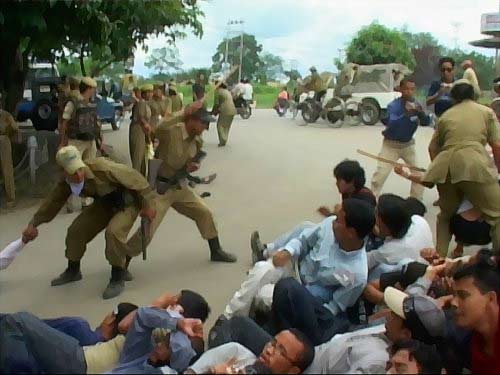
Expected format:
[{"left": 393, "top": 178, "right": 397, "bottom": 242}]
[
  {"left": 140, "top": 83, "right": 154, "bottom": 92},
  {"left": 56, "top": 146, "right": 86, "bottom": 174},
  {"left": 452, "top": 78, "right": 473, "bottom": 88},
  {"left": 81, "top": 76, "right": 97, "bottom": 88},
  {"left": 69, "top": 76, "right": 81, "bottom": 86}
]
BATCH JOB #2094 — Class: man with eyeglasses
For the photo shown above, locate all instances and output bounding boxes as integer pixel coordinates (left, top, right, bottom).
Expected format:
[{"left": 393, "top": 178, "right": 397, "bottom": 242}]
[
  {"left": 186, "top": 327, "right": 315, "bottom": 374},
  {"left": 426, "top": 57, "right": 456, "bottom": 118}
]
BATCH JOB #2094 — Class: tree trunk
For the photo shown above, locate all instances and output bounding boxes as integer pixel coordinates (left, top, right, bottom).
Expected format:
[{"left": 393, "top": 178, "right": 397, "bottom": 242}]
[
  {"left": 79, "top": 53, "right": 87, "bottom": 76},
  {"left": 0, "top": 40, "right": 28, "bottom": 115}
]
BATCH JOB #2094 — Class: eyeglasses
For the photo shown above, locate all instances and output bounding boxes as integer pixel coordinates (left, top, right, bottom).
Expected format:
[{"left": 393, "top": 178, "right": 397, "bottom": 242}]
[
  {"left": 265, "top": 339, "right": 295, "bottom": 363},
  {"left": 440, "top": 68, "right": 453, "bottom": 73}
]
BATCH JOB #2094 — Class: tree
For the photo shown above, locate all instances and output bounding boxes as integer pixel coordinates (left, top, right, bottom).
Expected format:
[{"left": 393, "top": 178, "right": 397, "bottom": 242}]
[
  {"left": 57, "top": 56, "right": 127, "bottom": 82},
  {"left": 0, "top": 0, "right": 202, "bottom": 112},
  {"left": 284, "top": 69, "right": 302, "bottom": 80},
  {"left": 256, "top": 52, "right": 284, "bottom": 83},
  {"left": 211, "top": 34, "right": 263, "bottom": 82},
  {"left": 345, "top": 22, "right": 416, "bottom": 69},
  {"left": 145, "top": 46, "right": 183, "bottom": 75}
]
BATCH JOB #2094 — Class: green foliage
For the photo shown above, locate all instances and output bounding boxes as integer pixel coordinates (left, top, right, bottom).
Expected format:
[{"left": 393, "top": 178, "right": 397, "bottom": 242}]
[
  {"left": 211, "top": 33, "right": 263, "bottom": 81},
  {"left": 345, "top": 22, "right": 416, "bottom": 69},
  {"left": 0, "top": 0, "right": 203, "bottom": 111},
  {"left": 145, "top": 46, "right": 183, "bottom": 74},
  {"left": 256, "top": 52, "right": 284, "bottom": 83},
  {"left": 57, "top": 56, "right": 127, "bottom": 81},
  {"left": 284, "top": 69, "right": 302, "bottom": 80}
]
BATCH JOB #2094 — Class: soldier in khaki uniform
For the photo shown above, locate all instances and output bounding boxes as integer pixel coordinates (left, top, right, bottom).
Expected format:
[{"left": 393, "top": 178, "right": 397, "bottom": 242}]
[
  {"left": 127, "top": 107, "right": 237, "bottom": 263},
  {"left": 21, "top": 146, "right": 157, "bottom": 299},
  {"left": 148, "top": 83, "right": 171, "bottom": 137},
  {"left": 168, "top": 82, "right": 183, "bottom": 113},
  {"left": 305, "top": 66, "right": 327, "bottom": 102},
  {"left": 59, "top": 76, "right": 99, "bottom": 161},
  {"left": 423, "top": 79, "right": 500, "bottom": 256},
  {"left": 0, "top": 108, "right": 18, "bottom": 208},
  {"left": 212, "top": 81, "right": 237, "bottom": 147},
  {"left": 129, "top": 84, "right": 153, "bottom": 176}
]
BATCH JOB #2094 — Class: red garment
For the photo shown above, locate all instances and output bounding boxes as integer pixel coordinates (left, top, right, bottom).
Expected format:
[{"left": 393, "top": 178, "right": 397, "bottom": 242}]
[
  {"left": 471, "top": 310, "right": 500, "bottom": 374},
  {"left": 343, "top": 187, "right": 377, "bottom": 207}
]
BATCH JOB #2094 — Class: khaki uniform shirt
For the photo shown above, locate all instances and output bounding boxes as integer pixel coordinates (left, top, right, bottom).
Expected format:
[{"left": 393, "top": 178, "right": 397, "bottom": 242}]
[
  {"left": 214, "top": 88, "right": 237, "bottom": 116},
  {"left": 170, "top": 95, "right": 183, "bottom": 113},
  {"left": 162, "top": 97, "right": 173, "bottom": 117},
  {"left": 31, "top": 158, "right": 155, "bottom": 227},
  {"left": 131, "top": 100, "right": 151, "bottom": 126},
  {"left": 0, "top": 109, "right": 18, "bottom": 138},
  {"left": 155, "top": 120, "right": 202, "bottom": 179},
  {"left": 423, "top": 100, "right": 500, "bottom": 185},
  {"left": 148, "top": 98, "right": 169, "bottom": 127},
  {"left": 307, "top": 72, "right": 326, "bottom": 92}
]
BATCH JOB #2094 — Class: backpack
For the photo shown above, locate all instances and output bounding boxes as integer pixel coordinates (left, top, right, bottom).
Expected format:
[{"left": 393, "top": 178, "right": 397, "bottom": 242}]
[{"left": 67, "top": 100, "right": 99, "bottom": 140}]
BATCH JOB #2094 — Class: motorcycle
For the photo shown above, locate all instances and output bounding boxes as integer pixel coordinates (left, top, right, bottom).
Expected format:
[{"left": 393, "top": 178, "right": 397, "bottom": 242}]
[
  {"left": 298, "top": 90, "right": 343, "bottom": 128},
  {"left": 234, "top": 96, "right": 252, "bottom": 119},
  {"left": 274, "top": 98, "right": 289, "bottom": 117}
]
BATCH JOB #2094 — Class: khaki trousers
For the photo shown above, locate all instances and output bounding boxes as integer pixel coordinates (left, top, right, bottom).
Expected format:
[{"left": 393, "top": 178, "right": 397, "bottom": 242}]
[
  {"left": 217, "top": 115, "right": 235, "bottom": 146},
  {"left": 436, "top": 178, "right": 500, "bottom": 257},
  {"left": 65, "top": 199, "right": 141, "bottom": 267},
  {"left": 371, "top": 139, "right": 424, "bottom": 200},
  {"left": 0, "top": 135, "right": 15, "bottom": 202},
  {"left": 129, "top": 124, "right": 147, "bottom": 176},
  {"left": 127, "top": 184, "right": 218, "bottom": 252},
  {"left": 68, "top": 139, "right": 97, "bottom": 160}
]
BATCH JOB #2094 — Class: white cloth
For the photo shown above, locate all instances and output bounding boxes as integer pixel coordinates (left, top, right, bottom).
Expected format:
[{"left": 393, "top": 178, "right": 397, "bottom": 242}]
[
  {"left": 305, "top": 324, "right": 389, "bottom": 374},
  {"left": 223, "top": 259, "right": 293, "bottom": 319},
  {"left": 243, "top": 83, "right": 253, "bottom": 100},
  {"left": 188, "top": 343, "right": 257, "bottom": 374},
  {"left": 0, "top": 238, "right": 25, "bottom": 271},
  {"left": 367, "top": 215, "right": 433, "bottom": 271},
  {"left": 457, "top": 200, "right": 474, "bottom": 215},
  {"left": 68, "top": 180, "right": 85, "bottom": 197}
]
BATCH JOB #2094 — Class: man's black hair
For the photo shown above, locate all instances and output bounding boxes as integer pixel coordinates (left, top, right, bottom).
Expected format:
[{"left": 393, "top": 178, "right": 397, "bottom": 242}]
[
  {"left": 438, "top": 57, "right": 455, "bottom": 68},
  {"left": 405, "top": 197, "right": 426, "bottom": 217},
  {"left": 400, "top": 76, "right": 416, "bottom": 87},
  {"left": 450, "top": 83, "right": 475, "bottom": 103},
  {"left": 116, "top": 302, "right": 139, "bottom": 323},
  {"left": 192, "top": 83, "right": 205, "bottom": 99},
  {"left": 377, "top": 194, "right": 412, "bottom": 239},
  {"left": 168, "top": 89, "right": 177, "bottom": 96},
  {"left": 453, "top": 256, "right": 500, "bottom": 295},
  {"left": 343, "top": 198, "right": 376, "bottom": 239},
  {"left": 391, "top": 339, "right": 444, "bottom": 374},
  {"left": 178, "top": 290, "right": 211, "bottom": 322},
  {"left": 287, "top": 328, "right": 315, "bottom": 371},
  {"left": 333, "top": 159, "right": 366, "bottom": 190},
  {"left": 494, "top": 77, "right": 500, "bottom": 84}
]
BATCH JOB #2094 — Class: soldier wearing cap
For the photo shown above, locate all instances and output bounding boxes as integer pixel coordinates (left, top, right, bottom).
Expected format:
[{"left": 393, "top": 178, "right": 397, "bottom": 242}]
[
  {"left": 0, "top": 105, "right": 19, "bottom": 209},
  {"left": 148, "top": 82, "right": 172, "bottom": 137},
  {"left": 424, "top": 79, "right": 500, "bottom": 256},
  {"left": 129, "top": 83, "right": 153, "bottom": 176},
  {"left": 168, "top": 82, "right": 183, "bottom": 113},
  {"left": 20, "top": 146, "right": 157, "bottom": 299},
  {"left": 59, "top": 76, "right": 99, "bottom": 161},
  {"left": 305, "top": 66, "right": 327, "bottom": 102},
  {"left": 212, "top": 81, "right": 236, "bottom": 147},
  {"left": 127, "top": 105, "right": 237, "bottom": 264}
]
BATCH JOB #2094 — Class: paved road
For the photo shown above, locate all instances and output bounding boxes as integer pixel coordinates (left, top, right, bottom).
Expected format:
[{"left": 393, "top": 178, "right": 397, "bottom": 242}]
[{"left": 0, "top": 110, "right": 437, "bottom": 330}]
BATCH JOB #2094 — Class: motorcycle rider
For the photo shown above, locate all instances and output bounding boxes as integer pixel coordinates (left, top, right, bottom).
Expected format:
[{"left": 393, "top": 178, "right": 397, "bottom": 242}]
[{"left": 306, "top": 66, "right": 327, "bottom": 104}]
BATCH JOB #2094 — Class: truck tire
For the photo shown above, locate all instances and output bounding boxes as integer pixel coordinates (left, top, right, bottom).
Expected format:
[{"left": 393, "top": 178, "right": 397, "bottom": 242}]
[{"left": 359, "top": 99, "right": 380, "bottom": 126}]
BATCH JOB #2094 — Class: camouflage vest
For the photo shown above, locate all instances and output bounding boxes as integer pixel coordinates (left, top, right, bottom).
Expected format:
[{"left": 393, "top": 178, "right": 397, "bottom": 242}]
[{"left": 67, "top": 99, "right": 99, "bottom": 140}]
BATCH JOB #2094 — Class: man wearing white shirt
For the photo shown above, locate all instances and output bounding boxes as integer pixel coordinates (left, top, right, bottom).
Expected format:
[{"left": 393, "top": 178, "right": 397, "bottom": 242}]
[{"left": 367, "top": 194, "right": 433, "bottom": 280}]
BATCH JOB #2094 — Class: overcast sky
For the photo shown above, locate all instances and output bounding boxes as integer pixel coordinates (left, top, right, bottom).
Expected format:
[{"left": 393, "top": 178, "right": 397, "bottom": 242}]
[{"left": 133, "top": 0, "right": 499, "bottom": 77}]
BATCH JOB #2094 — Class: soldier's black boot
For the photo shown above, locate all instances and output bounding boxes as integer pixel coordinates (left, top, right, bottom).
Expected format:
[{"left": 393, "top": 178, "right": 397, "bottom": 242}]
[
  {"left": 208, "top": 237, "right": 237, "bottom": 263},
  {"left": 124, "top": 256, "right": 134, "bottom": 282},
  {"left": 250, "top": 231, "right": 266, "bottom": 264},
  {"left": 51, "top": 261, "right": 82, "bottom": 286},
  {"left": 102, "top": 267, "right": 125, "bottom": 300}
]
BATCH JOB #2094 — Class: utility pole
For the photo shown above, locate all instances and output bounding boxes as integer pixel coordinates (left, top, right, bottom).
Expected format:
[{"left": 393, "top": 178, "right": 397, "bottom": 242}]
[{"left": 238, "top": 21, "right": 244, "bottom": 81}]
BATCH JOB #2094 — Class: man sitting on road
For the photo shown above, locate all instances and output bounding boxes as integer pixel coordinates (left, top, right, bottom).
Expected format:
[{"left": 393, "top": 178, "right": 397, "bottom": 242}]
[{"left": 220, "top": 199, "right": 375, "bottom": 345}]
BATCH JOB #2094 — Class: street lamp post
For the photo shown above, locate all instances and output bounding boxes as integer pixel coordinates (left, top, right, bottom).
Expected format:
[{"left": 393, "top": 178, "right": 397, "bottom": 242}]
[{"left": 226, "top": 19, "right": 244, "bottom": 81}]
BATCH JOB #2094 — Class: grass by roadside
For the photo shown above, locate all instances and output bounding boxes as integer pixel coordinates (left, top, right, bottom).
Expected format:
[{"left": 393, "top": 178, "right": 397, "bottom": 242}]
[{"left": 177, "top": 83, "right": 280, "bottom": 109}]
